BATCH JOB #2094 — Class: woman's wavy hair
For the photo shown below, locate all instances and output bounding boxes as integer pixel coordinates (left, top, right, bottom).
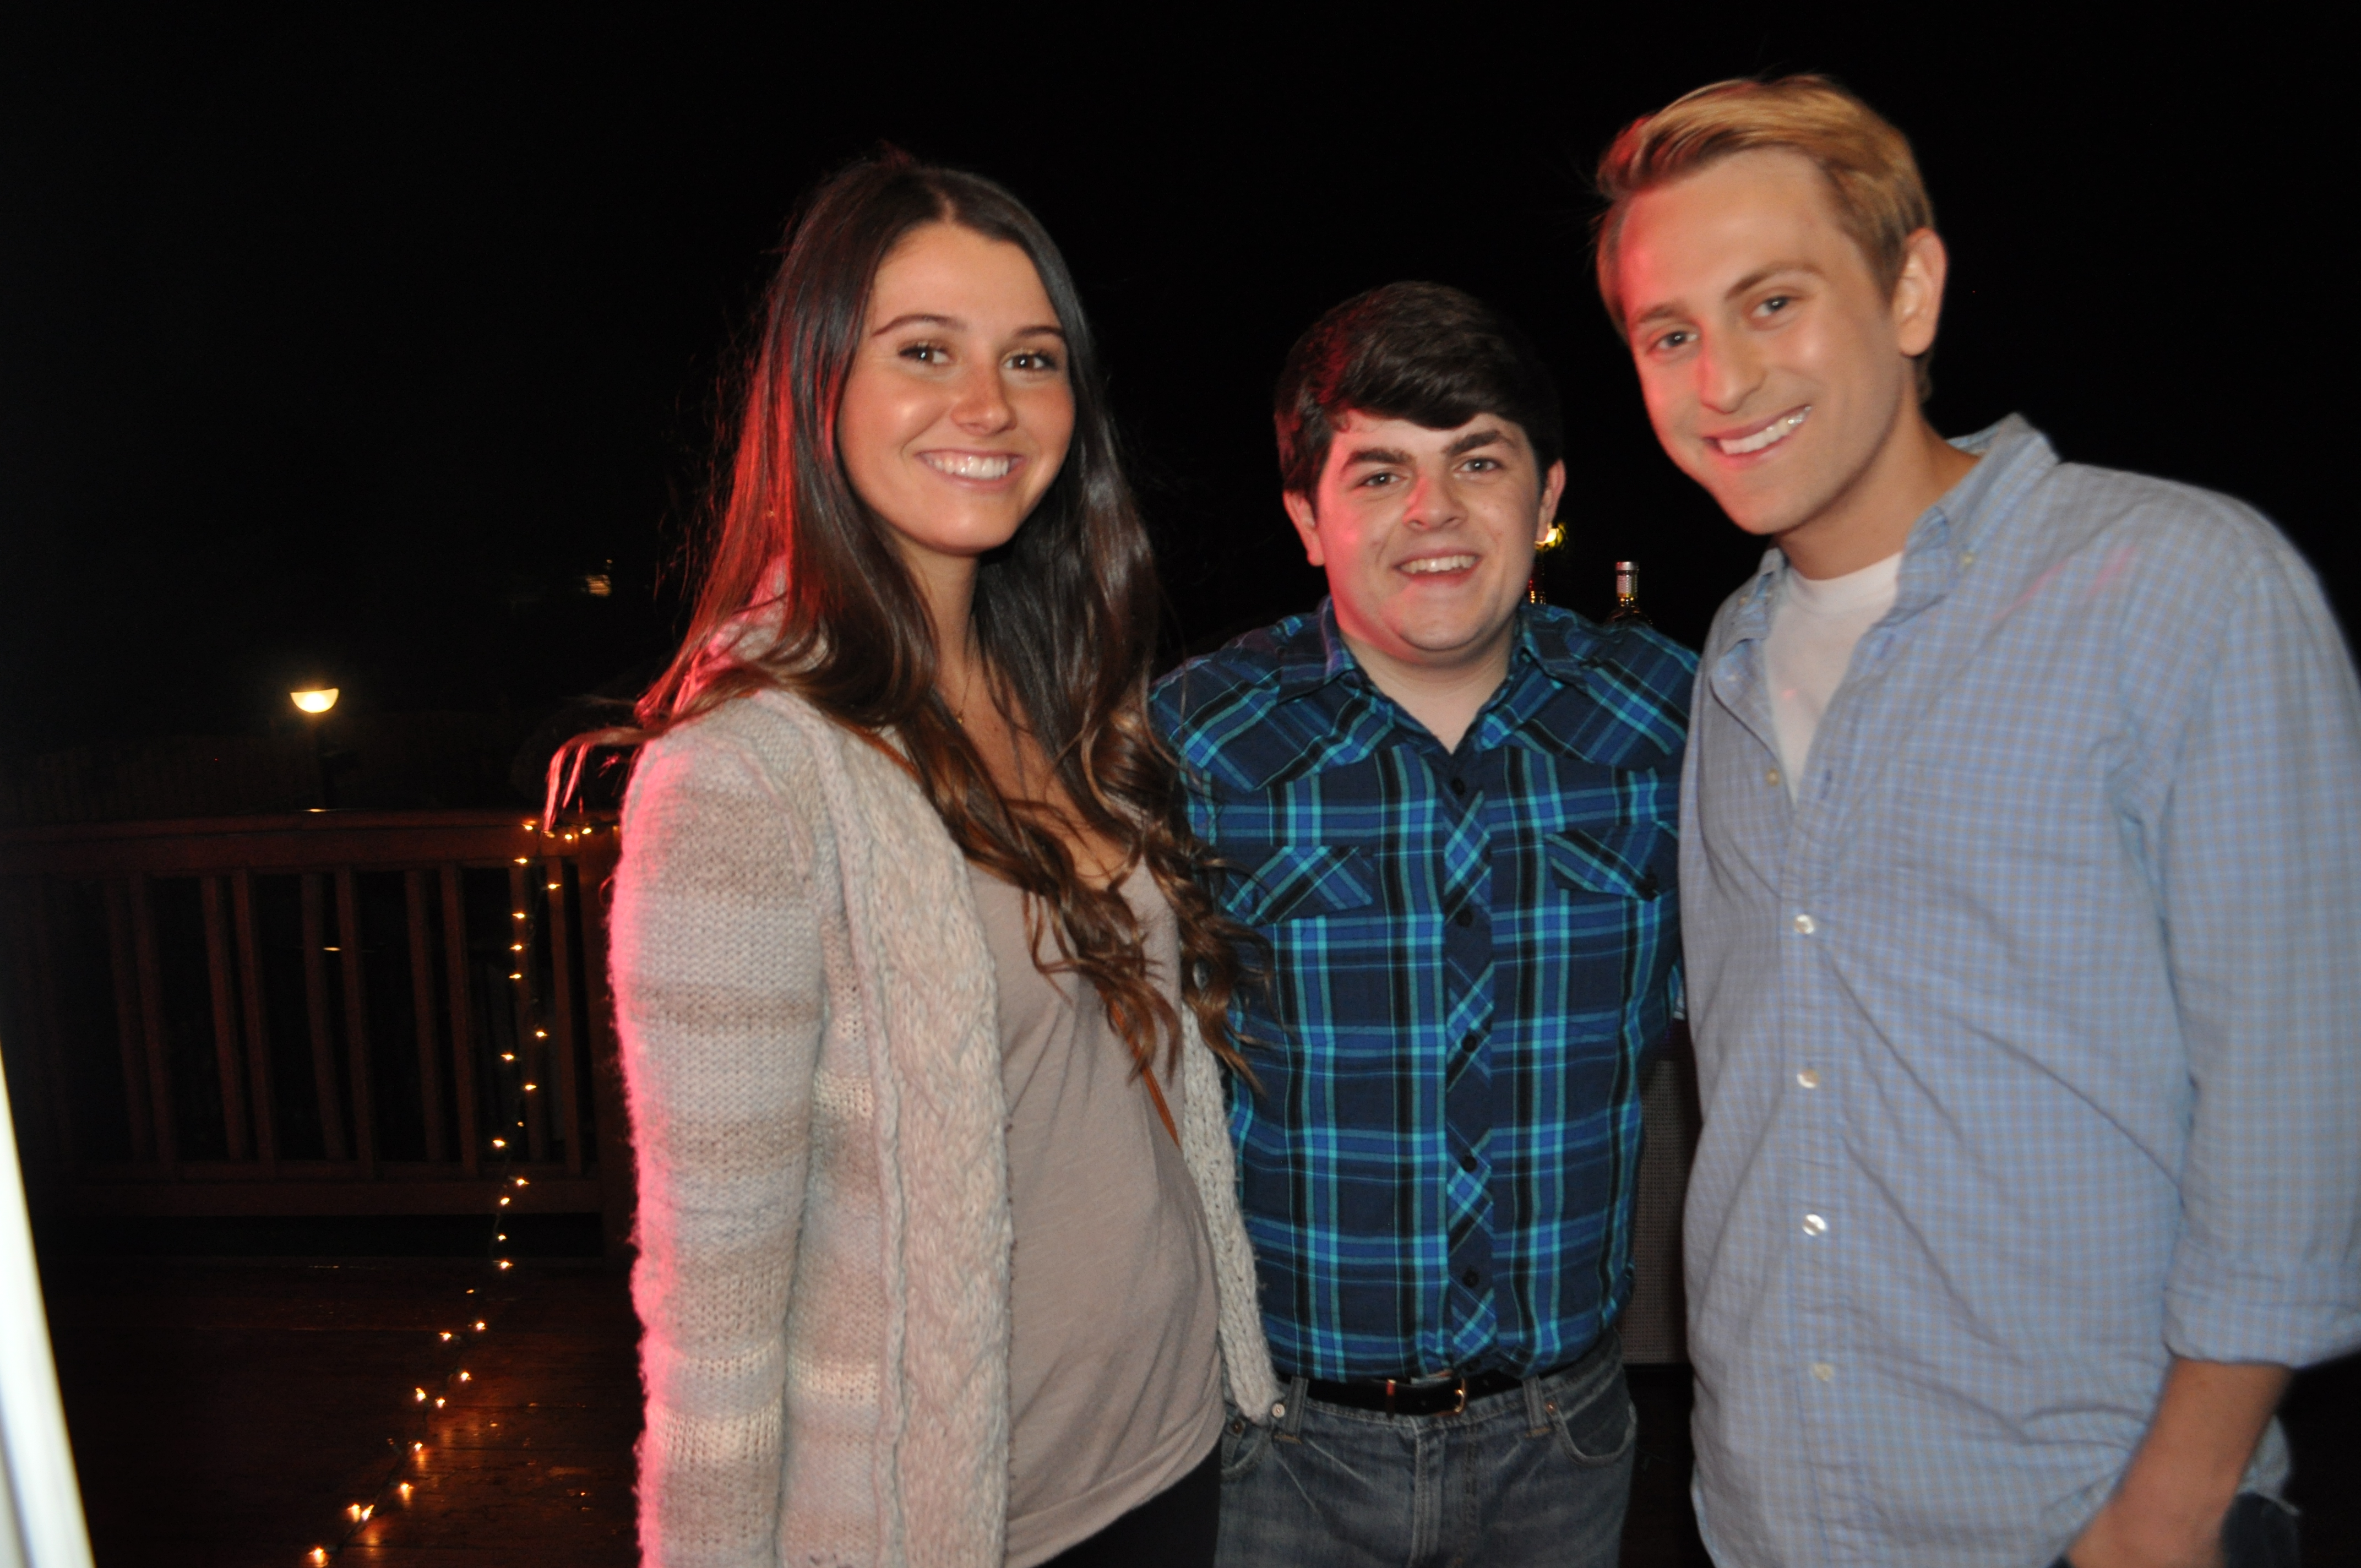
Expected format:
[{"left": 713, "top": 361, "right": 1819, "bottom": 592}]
[{"left": 560, "top": 150, "right": 1254, "bottom": 1077}]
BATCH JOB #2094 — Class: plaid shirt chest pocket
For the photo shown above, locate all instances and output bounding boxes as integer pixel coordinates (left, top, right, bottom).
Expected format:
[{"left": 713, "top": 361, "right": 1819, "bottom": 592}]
[
  {"left": 1544, "top": 821, "right": 1674, "bottom": 903},
  {"left": 1231, "top": 843, "right": 1379, "bottom": 926},
  {"left": 1536, "top": 820, "right": 1679, "bottom": 1024}
]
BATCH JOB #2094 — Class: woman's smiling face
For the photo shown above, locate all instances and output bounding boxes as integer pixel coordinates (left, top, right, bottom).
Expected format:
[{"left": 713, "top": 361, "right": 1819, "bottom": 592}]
[{"left": 836, "top": 221, "right": 1076, "bottom": 580}]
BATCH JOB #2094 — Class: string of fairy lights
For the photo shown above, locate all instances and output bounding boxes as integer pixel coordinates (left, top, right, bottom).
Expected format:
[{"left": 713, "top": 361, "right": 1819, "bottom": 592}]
[{"left": 304, "top": 818, "right": 607, "bottom": 1564}]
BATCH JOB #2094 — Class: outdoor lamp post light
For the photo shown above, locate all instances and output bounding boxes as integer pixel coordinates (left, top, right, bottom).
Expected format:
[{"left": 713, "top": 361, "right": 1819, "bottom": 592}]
[{"left": 290, "top": 685, "right": 340, "bottom": 806}]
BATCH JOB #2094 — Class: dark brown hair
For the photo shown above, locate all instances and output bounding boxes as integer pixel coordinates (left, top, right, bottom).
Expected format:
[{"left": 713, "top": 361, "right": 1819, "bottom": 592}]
[
  {"left": 1274, "top": 281, "right": 1563, "bottom": 500},
  {"left": 562, "top": 151, "right": 1253, "bottom": 1077}
]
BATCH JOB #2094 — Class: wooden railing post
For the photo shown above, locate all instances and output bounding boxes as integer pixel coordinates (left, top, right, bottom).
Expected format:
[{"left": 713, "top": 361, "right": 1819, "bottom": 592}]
[
  {"left": 230, "top": 870, "right": 277, "bottom": 1172},
  {"left": 404, "top": 870, "right": 446, "bottom": 1164},
  {"left": 300, "top": 873, "right": 347, "bottom": 1161},
  {"left": 199, "top": 876, "right": 251, "bottom": 1161},
  {"left": 126, "top": 873, "right": 177, "bottom": 1174},
  {"left": 334, "top": 868, "right": 376, "bottom": 1178}
]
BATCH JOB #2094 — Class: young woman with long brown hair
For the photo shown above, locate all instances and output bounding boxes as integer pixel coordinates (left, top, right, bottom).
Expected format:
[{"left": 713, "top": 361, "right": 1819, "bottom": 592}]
[{"left": 591, "top": 154, "right": 1275, "bottom": 1567}]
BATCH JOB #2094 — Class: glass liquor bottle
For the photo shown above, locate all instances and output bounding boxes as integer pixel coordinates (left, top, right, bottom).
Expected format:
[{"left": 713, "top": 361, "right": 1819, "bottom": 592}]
[{"left": 1607, "top": 559, "right": 1650, "bottom": 627}]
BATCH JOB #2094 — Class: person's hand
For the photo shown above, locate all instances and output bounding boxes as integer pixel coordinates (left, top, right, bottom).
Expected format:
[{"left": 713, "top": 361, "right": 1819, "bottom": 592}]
[{"left": 2063, "top": 1489, "right": 2227, "bottom": 1568}]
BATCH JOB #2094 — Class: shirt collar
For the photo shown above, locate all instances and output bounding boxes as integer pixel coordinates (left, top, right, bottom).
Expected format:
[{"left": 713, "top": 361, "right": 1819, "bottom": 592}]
[
  {"left": 1275, "top": 597, "right": 1596, "bottom": 701},
  {"left": 1727, "top": 414, "right": 2059, "bottom": 644}
]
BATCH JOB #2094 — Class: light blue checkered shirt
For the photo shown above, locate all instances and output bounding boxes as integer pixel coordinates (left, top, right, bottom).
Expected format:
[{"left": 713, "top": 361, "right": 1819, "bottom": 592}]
[{"left": 1680, "top": 417, "right": 2361, "bottom": 1567}]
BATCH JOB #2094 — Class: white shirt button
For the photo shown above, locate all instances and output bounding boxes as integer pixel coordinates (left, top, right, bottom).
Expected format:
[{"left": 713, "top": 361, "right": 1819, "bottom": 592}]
[
  {"left": 1766, "top": 767, "right": 1781, "bottom": 787},
  {"left": 1810, "top": 1361, "right": 1836, "bottom": 1382},
  {"left": 1792, "top": 913, "right": 1816, "bottom": 935},
  {"left": 1796, "top": 1068, "right": 1822, "bottom": 1089},
  {"left": 1803, "top": 1212, "right": 1829, "bottom": 1237}
]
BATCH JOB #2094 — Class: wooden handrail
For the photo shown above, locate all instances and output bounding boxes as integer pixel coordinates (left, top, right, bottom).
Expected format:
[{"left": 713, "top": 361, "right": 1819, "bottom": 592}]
[{"left": 0, "top": 810, "right": 629, "bottom": 1252}]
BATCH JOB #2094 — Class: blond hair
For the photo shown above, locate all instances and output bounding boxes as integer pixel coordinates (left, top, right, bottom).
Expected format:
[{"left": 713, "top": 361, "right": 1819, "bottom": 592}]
[{"left": 1593, "top": 75, "right": 1937, "bottom": 393}]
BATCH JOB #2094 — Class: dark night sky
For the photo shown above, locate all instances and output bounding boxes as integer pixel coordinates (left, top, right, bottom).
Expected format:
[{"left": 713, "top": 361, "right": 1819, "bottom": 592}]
[{"left": 2, "top": 14, "right": 2347, "bottom": 771}]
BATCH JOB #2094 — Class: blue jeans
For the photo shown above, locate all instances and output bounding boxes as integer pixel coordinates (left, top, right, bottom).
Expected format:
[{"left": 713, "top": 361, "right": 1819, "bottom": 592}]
[{"left": 1214, "top": 1335, "right": 1635, "bottom": 1568}]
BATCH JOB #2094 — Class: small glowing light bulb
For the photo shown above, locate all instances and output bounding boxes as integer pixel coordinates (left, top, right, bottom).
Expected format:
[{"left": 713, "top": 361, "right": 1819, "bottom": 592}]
[
  {"left": 515, "top": 1177, "right": 530, "bottom": 1186},
  {"left": 508, "top": 972, "right": 522, "bottom": 981},
  {"left": 513, "top": 857, "right": 528, "bottom": 865},
  {"left": 347, "top": 1502, "right": 365, "bottom": 1520},
  {"left": 459, "top": 1370, "right": 471, "bottom": 1381},
  {"left": 491, "top": 1138, "right": 505, "bottom": 1149},
  {"left": 439, "top": 1331, "right": 453, "bottom": 1342},
  {"left": 546, "top": 880, "right": 560, "bottom": 890},
  {"left": 523, "top": 1082, "right": 537, "bottom": 1092},
  {"left": 500, "top": 1053, "right": 515, "bottom": 1061},
  {"left": 398, "top": 1483, "right": 413, "bottom": 1501},
  {"left": 474, "top": 1321, "right": 486, "bottom": 1331},
  {"left": 414, "top": 1388, "right": 427, "bottom": 1402},
  {"left": 312, "top": 1549, "right": 329, "bottom": 1565},
  {"left": 434, "top": 1397, "right": 446, "bottom": 1408},
  {"left": 512, "top": 911, "right": 525, "bottom": 920},
  {"left": 498, "top": 1196, "right": 510, "bottom": 1206},
  {"left": 510, "top": 943, "right": 524, "bottom": 952},
  {"left": 497, "top": 1260, "right": 513, "bottom": 1270},
  {"left": 534, "top": 1029, "right": 548, "bottom": 1039},
  {"left": 413, "top": 1441, "right": 425, "bottom": 1452}
]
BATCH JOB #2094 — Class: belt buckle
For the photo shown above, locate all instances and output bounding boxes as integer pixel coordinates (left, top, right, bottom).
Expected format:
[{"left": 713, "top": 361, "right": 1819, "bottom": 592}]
[{"left": 1382, "top": 1374, "right": 1467, "bottom": 1415}]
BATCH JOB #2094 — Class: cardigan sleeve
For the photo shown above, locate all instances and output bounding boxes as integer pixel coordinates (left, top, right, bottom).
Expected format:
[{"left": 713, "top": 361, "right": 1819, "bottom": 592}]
[{"left": 612, "top": 723, "right": 826, "bottom": 1567}]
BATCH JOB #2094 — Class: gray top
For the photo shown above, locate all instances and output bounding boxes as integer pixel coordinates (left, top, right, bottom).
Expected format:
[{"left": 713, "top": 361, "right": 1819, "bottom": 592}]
[{"left": 973, "top": 863, "right": 1224, "bottom": 1568}]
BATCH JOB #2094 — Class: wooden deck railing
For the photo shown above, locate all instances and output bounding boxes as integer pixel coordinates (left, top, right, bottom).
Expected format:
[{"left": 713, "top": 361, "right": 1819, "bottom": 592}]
[{"left": 0, "top": 810, "right": 630, "bottom": 1253}]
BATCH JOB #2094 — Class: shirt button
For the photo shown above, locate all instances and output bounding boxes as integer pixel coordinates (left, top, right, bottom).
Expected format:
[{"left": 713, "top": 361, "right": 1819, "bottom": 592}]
[
  {"left": 1461, "top": 1268, "right": 1480, "bottom": 1288},
  {"left": 1802, "top": 1212, "right": 1829, "bottom": 1237},
  {"left": 1792, "top": 913, "right": 1816, "bottom": 935},
  {"left": 1810, "top": 1362, "right": 1836, "bottom": 1383},
  {"left": 1796, "top": 1068, "right": 1821, "bottom": 1089},
  {"left": 1449, "top": 776, "right": 1467, "bottom": 797},
  {"left": 1459, "top": 1151, "right": 1479, "bottom": 1173},
  {"left": 1455, "top": 907, "right": 1474, "bottom": 928},
  {"left": 1766, "top": 767, "right": 1781, "bottom": 787}
]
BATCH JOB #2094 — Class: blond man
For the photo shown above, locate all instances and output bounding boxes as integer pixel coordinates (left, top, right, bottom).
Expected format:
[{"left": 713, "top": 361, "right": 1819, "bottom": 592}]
[{"left": 1596, "top": 78, "right": 2358, "bottom": 1567}]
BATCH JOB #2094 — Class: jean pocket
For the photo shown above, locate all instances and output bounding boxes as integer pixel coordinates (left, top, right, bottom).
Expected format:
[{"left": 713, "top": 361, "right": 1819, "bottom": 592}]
[
  {"left": 1219, "top": 1407, "right": 1272, "bottom": 1483},
  {"left": 1549, "top": 1370, "right": 1638, "bottom": 1469}
]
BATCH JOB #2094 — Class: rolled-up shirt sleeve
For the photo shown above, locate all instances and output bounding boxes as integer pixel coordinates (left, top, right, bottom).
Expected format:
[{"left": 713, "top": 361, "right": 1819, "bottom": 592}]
[{"left": 2157, "top": 547, "right": 2361, "bottom": 1368}]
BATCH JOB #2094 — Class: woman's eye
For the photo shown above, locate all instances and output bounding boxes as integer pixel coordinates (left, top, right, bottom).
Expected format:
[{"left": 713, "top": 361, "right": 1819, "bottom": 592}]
[
  {"left": 1007, "top": 350, "right": 1061, "bottom": 373},
  {"left": 1649, "top": 329, "right": 1692, "bottom": 355},
  {"left": 900, "top": 341, "right": 948, "bottom": 364},
  {"left": 1755, "top": 295, "right": 1793, "bottom": 318}
]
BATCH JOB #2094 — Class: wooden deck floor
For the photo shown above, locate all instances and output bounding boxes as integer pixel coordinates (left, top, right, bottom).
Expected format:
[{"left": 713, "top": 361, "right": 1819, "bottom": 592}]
[{"left": 37, "top": 1254, "right": 2357, "bottom": 1565}]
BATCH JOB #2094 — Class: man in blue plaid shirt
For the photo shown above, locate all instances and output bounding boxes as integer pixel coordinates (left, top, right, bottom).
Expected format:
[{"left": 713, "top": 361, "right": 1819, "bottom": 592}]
[{"left": 1151, "top": 282, "right": 1694, "bottom": 1568}]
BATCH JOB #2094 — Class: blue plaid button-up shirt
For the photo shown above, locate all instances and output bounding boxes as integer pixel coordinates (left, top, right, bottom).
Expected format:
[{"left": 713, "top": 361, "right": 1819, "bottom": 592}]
[
  {"left": 1152, "top": 601, "right": 1694, "bottom": 1380},
  {"left": 1683, "top": 417, "right": 2361, "bottom": 1567}
]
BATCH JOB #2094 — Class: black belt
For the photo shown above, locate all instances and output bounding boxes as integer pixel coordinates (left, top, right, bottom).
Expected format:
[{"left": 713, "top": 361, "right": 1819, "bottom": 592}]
[{"left": 1293, "top": 1365, "right": 1531, "bottom": 1418}]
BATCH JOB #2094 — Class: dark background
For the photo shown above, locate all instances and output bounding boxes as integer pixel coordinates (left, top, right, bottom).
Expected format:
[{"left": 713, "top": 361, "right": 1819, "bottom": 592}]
[{"left": 2, "top": 12, "right": 2348, "bottom": 786}]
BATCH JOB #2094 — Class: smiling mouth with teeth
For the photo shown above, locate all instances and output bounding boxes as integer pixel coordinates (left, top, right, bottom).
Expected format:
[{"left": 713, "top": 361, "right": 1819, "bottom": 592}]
[
  {"left": 1712, "top": 406, "right": 1811, "bottom": 456},
  {"left": 1401, "top": 554, "right": 1479, "bottom": 576},
  {"left": 921, "top": 451, "right": 1019, "bottom": 480}
]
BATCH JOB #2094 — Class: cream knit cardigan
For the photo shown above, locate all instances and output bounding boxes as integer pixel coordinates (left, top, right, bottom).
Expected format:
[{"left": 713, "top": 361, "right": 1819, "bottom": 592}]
[{"left": 612, "top": 687, "right": 1279, "bottom": 1568}]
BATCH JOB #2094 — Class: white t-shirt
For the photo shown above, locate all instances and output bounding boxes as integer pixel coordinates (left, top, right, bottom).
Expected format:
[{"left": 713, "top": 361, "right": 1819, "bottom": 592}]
[{"left": 1763, "top": 551, "right": 1902, "bottom": 800}]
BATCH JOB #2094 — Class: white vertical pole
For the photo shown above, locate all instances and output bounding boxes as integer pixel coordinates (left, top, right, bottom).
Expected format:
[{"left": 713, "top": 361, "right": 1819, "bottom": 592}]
[{"left": 0, "top": 1060, "right": 93, "bottom": 1568}]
